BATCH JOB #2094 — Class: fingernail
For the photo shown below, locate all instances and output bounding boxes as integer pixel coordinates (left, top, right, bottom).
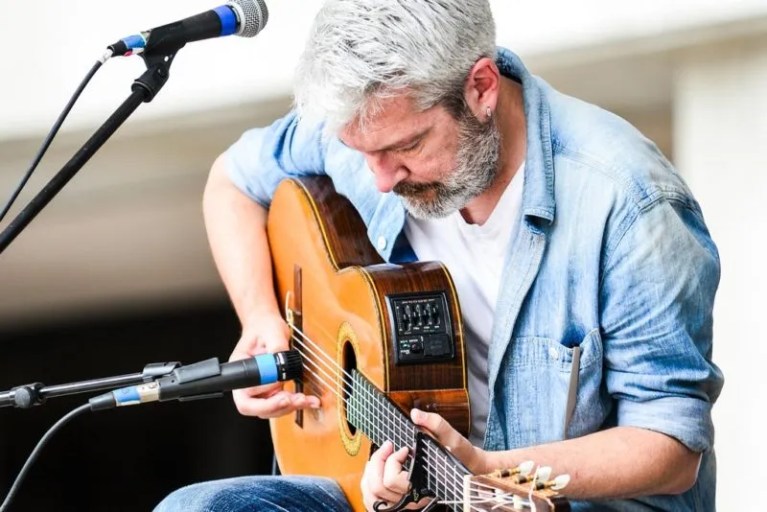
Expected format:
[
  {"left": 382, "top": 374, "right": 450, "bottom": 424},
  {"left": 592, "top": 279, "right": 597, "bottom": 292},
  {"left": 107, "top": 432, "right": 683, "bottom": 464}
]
[
  {"left": 280, "top": 398, "right": 289, "bottom": 406},
  {"left": 411, "top": 408, "right": 423, "bottom": 421}
]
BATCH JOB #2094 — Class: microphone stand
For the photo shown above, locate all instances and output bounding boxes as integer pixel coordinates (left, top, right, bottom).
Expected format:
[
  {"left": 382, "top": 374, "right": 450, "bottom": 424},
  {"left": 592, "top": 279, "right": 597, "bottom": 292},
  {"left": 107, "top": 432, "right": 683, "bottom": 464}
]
[
  {"left": 0, "top": 48, "right": 181, "bottom": 255},
  {"left": 0, "top": 361, "right": 180, "bottom": 409}
]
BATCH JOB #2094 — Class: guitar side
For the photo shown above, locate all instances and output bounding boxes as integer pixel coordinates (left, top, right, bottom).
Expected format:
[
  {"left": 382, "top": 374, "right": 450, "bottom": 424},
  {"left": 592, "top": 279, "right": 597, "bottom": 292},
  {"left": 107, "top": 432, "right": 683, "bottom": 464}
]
[{"left": 266, "top": 177, "right": 470, "bottom": 511}]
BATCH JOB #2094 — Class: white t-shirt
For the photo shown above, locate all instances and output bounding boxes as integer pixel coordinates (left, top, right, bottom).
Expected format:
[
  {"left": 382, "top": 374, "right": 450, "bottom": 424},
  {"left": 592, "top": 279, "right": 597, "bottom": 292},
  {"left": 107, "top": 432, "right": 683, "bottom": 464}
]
[{"left": 403, "top": 165, "right": 525, "bottom": 446}]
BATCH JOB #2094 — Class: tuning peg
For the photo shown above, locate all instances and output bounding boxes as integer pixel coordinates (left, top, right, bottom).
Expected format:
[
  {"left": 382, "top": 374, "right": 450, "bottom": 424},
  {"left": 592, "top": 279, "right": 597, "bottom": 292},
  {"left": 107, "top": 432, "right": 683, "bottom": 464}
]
[
  {"left": 535, "top": 466, "right": 552, "bottom": 483},
  {"left": 550, "top": 474, "right": 571, "bottom": 491},
  {"left": 490, "top": 460, "right": 536, "bottom": 480},
  {"left": 517, "top": 460, "right": 535, "bottom": 476}
]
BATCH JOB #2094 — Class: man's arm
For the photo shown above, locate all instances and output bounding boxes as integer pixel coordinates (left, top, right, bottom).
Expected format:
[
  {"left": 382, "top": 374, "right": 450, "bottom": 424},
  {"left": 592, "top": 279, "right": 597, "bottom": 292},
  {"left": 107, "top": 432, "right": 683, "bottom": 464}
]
[
  {"left": 488, "top": 425, "right": 700, "bottom": 498},
  {"left": 362, "top": 412, "right": 699, "bottom": 509},
  {"left": 203, "top": 154, "right": 319, "bottom": 417},
  {"left": 425, "top": 410, "right": 701, "bottom": 498}
]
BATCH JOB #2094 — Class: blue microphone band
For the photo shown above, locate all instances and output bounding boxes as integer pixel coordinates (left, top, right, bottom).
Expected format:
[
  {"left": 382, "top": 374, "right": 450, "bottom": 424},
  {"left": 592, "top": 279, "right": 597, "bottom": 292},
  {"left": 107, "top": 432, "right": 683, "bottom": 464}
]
[
  {"left": 121, "top": 34, "right": 147, "bottom": 52},
  {"left": 214, "top": 5, "right": 239, "bottom": 36},
  {"left": 113, "top": 386, "right": 141, "bottom": 405},
  {"left": 253, "top": 353, "right": 278, "bottom": 384}
]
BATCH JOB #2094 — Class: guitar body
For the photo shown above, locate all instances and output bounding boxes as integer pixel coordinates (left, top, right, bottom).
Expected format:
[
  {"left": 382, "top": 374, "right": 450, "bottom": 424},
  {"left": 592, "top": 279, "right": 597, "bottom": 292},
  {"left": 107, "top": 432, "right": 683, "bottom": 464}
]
[{"left": 267, "top": 177, "right": 470, "bottom": 511}]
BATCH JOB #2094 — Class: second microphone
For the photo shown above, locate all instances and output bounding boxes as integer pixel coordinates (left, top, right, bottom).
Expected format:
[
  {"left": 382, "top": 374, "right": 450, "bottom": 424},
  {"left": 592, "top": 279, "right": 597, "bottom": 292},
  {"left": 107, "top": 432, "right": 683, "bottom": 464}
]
[{"left": 90, "top": 350, "right": 302, "bottom": 411}]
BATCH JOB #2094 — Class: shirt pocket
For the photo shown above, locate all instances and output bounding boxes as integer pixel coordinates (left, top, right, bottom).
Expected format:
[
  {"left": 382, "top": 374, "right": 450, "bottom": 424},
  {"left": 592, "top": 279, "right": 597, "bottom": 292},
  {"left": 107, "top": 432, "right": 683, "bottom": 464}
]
[{"left": 501, "top": 328, "right": 610, "bottom": 447}]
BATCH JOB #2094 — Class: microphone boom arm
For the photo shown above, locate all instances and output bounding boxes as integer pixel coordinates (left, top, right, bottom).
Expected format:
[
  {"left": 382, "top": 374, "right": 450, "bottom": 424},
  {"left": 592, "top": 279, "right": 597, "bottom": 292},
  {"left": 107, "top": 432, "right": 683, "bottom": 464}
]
[{"left": 0, "top": 361, "right": 181, "bottom": 409}]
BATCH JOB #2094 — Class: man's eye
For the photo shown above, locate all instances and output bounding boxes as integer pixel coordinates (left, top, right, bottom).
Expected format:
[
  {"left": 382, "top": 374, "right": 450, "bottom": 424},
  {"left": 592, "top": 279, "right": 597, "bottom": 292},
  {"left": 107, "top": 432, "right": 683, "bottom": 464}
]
[{"left": 400, "top": 140, "right": 421, "bottom": 153}]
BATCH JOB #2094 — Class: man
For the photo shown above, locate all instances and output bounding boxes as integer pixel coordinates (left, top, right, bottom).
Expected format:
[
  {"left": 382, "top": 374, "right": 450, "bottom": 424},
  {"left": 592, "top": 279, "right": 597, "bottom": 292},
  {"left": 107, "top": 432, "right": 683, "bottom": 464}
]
[{"left": 156, "top": 0, "right": 723, "bottom": 510}]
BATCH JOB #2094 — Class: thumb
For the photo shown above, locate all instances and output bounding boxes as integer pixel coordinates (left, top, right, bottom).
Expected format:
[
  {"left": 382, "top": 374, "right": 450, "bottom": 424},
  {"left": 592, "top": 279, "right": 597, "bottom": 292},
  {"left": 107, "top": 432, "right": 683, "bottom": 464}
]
[
  {"left": 411, "top": 408, "right": 483, "bottom": 473},
  {"left": 410, "top": 408, "right": 460, "bottom": 445}
]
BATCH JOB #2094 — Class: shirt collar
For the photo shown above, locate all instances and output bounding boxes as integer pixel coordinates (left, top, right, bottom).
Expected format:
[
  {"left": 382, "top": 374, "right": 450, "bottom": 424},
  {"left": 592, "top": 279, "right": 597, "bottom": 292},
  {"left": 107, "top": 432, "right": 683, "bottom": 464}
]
[{"left": 495, "top": 47, "right": 556, "bottom": 225}]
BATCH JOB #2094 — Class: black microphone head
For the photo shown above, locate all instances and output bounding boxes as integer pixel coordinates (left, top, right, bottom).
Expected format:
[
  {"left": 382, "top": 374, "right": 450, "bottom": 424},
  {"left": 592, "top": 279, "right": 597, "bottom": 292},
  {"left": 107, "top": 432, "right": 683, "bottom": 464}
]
[
  {"left": 229, "top": 0, "right": 269, "bottom": 37},
  {"left": 276, "top": 350, "right": 303, "bottom": 381}
]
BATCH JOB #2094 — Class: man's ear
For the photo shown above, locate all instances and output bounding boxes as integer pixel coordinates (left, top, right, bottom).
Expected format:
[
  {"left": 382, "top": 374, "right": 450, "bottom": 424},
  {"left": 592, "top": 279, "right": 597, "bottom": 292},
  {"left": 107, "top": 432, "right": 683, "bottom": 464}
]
[{"left": 464, "top": 57, "right": 501, "bottom": 119}]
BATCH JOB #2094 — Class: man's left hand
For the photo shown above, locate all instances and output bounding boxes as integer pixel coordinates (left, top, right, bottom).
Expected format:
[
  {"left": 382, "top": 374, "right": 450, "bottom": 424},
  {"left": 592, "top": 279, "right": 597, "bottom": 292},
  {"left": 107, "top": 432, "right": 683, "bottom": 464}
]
[{"left": 410, "top": 408, "right": 490, "bottom": 475}]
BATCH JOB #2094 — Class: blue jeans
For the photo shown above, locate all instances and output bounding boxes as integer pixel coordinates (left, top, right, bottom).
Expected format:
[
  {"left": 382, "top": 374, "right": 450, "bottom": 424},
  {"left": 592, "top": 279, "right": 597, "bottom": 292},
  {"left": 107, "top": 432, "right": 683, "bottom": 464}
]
[{"left": 154, "top": 475, "right": 353, "bottom": 512}]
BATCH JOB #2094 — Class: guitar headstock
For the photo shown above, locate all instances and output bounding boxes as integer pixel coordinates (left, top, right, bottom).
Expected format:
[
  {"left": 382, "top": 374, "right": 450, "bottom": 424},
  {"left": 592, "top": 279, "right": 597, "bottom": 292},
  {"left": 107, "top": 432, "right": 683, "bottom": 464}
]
[{"left": 464, "top": 461, "right": 571, "bottom": 511}]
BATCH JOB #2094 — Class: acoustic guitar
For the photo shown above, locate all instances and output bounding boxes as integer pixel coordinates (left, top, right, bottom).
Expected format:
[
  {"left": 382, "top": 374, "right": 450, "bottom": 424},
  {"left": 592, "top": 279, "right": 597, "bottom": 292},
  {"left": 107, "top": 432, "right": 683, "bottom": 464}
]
[{"left": 267, "top": 177, "right": 569, "bottom": 511}]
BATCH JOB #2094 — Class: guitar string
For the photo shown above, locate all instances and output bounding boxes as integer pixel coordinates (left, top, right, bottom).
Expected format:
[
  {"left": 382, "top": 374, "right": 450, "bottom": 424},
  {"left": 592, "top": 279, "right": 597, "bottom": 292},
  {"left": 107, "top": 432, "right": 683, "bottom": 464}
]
[
  {"left": 291, "top": 335, "right": 412, "bottom": 449},
  {"left": 292, "top": 329, "right": 539, "bottom": 512},
  {"left": 292, "top": 325, "right": 555, "bottom": 508},
  {"left": 294, "top": 350, "right": 476, "bottom": 511},
  {"left": 289, "top": 327, "right": 467, "bottom": 493},
  {"left": 289, "top": 326, "right": 515, "bottom": 510},
  {"left": 291, "top": 338, "right": 415, "bottom": 455},
  {"left": 290, "top": 336, "right": 526, "bottom": 511},
  {"left": 288, "top": 326, "right": 498, "bottom": 509},
  {"left": 289, "top": 334, "right": 470, "bottom": 508}
]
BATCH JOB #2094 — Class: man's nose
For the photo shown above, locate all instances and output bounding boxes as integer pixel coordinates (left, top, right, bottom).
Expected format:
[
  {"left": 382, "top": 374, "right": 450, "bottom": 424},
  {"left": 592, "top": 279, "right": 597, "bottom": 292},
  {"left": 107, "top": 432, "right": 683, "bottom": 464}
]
[{"left": 366, "top": 153, "right": 407, "bottom": 193}]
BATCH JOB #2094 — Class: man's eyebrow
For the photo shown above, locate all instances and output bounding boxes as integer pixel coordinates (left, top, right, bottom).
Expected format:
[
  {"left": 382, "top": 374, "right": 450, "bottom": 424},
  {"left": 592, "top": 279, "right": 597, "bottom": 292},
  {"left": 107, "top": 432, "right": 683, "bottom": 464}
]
[
  {"left": 339, "top": 127, "right": 431, "bottom": 153},
  {"left": 379, "top": 128, "right": 431, "bottom": 152}
]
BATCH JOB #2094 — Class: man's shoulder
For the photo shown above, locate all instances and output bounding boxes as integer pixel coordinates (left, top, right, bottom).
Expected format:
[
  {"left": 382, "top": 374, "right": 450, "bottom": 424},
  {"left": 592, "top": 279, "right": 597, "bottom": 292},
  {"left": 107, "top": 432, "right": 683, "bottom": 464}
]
[{"left": 539, "top": 80, "right": 695, "bottom": 211}]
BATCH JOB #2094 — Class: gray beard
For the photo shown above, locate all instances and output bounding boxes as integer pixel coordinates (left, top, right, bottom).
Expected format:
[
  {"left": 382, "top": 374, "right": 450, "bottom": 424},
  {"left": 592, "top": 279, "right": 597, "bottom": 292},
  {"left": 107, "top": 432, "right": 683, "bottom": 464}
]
[{"left": 394, "top": 108, "right": 501, "bottom": 219}]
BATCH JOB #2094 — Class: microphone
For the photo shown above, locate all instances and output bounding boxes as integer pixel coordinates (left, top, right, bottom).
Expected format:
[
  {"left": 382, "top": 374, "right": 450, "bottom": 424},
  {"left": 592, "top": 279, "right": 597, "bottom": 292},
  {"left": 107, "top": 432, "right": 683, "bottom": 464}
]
[
  {"left": 108, "top": 0, "right": 268, "bottom": 57},
  {"left": 89, "top": 350, "right": 302, "bottom": 411}
]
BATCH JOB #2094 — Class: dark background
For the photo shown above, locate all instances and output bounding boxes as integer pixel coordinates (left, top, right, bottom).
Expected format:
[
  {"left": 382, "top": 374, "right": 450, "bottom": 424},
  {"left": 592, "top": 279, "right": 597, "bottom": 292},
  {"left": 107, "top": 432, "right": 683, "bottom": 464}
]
[{"left": 0, "top": 301, "right": 274, "bottom": 511}]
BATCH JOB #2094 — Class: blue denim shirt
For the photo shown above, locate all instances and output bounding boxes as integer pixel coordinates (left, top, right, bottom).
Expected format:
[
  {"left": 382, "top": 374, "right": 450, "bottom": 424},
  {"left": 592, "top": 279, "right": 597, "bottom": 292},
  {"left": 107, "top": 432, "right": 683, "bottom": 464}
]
[{"left": 226, "top": 48, "right": 723, "bottom": 511}]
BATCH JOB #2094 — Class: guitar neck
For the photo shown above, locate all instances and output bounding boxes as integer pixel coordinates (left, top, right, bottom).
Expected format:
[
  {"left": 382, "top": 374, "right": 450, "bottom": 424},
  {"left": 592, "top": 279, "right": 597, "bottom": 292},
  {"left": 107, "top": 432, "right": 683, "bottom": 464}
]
[{"left": 347, "top": 370, "right": 471, "bottom": 510}]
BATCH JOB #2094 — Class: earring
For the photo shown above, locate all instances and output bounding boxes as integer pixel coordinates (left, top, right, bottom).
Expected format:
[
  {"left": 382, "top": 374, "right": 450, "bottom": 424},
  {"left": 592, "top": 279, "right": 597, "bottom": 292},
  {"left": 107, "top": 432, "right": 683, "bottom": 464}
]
[{"left": 486, "top": 106, "right": 492, "bottom": 119}]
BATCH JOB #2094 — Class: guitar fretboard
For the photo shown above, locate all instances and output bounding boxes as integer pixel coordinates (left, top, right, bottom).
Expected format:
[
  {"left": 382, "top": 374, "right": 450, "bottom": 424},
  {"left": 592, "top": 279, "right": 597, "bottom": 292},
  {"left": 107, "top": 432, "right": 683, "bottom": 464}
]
[{"left": 347, "top": 370, "right": 470, "bottom": 510}]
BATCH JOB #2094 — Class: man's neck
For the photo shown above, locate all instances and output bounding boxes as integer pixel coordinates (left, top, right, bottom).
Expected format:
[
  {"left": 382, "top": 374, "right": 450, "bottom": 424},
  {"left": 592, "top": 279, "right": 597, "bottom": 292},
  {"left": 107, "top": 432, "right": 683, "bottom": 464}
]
[{"left": 460, "top": 77, "right": 527, "bottom": 225}]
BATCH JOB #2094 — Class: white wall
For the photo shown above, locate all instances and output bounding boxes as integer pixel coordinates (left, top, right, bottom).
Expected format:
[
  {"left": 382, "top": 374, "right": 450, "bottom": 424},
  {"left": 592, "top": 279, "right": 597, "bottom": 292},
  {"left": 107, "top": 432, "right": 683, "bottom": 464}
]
[{"left": 674, "top": 36, "right": 767, "bottom": 510}]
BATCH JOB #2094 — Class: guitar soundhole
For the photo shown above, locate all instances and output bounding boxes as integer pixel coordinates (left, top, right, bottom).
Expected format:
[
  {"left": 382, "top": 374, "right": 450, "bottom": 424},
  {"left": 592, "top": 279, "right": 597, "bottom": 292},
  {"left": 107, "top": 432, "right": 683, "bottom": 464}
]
[{"left": 341, "top": 340, "right": 357, "bottom": 436}]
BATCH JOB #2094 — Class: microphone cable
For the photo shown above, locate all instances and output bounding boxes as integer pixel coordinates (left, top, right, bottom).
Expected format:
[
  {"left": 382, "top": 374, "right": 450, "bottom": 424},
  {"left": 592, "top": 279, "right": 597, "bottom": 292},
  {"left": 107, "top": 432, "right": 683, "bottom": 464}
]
[
  {"left": 0, "top": 49, "right": 113, "bottom": 225},
  {"left": 0, "top": 403, "right": 91, "bottom": 512}
]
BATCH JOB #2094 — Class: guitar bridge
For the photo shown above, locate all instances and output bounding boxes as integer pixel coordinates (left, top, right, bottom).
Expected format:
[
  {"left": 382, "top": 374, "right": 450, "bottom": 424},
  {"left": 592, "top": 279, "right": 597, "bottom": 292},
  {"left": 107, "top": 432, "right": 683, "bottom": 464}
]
[{"left": 287, "top": 265, "right": 304, "bottom": 428}]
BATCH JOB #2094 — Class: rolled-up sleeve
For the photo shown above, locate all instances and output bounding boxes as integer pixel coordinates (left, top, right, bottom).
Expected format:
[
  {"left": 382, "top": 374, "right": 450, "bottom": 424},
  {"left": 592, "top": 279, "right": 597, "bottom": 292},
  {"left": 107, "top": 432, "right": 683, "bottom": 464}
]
[
  {"left": 600, "top": 197, "right": 724, "bottom": 453},
  {"left": 225, "top": 110, "right": 328, "bottom": 207}
]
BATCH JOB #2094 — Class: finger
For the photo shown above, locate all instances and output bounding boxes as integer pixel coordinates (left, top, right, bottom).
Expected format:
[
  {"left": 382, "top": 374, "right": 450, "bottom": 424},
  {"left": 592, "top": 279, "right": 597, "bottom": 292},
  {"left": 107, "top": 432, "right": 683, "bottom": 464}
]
[
  {"left": 382, "top": 446, "right": 411, "bottom": 494},
  {"left": 239, "top": 382, "right": 320, "bottom": 408},
  {"left": 232, "top": 389, "right": 320, "bottom": 418},
  {"left": 411, "top": 408, "right": 486, "bottom": 473},
  {"left": 363, "top": 442, "right": 406, "bottom": 506},
  {"left": 369, "top": 440, "right": 395, "bottom": 466},
  {"left": 411, "top": 408, "right": 462, "bottom": 447},
  {"left": 257, "top": 385, "right": 321, "bottom": 409}
]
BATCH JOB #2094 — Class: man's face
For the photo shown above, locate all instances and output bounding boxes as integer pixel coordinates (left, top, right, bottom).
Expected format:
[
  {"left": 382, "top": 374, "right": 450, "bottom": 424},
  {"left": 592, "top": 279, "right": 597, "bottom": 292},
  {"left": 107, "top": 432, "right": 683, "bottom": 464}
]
[{"left": 339, "top": 94, "right": 501, "bottom": 218}]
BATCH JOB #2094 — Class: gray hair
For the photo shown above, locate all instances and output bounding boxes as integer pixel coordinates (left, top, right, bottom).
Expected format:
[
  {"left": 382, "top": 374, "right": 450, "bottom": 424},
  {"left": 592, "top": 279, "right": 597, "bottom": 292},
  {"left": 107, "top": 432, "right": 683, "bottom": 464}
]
[{"left": 294, "top": 0, "right": 497, "bottom": 132}]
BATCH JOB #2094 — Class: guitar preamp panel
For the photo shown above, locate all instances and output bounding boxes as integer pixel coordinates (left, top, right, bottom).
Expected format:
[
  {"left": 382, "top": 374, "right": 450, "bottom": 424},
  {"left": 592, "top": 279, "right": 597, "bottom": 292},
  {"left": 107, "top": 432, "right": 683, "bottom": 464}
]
[{"left": 385, "top": 292, "right": 456, "bottom": 365}]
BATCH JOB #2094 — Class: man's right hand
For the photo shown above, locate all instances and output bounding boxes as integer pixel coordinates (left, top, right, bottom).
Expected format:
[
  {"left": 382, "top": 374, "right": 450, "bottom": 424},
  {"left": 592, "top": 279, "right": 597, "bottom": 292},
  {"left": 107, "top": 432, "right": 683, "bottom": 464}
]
[{"left": 229, "top": 314, "right": 321, "bottom": 418}]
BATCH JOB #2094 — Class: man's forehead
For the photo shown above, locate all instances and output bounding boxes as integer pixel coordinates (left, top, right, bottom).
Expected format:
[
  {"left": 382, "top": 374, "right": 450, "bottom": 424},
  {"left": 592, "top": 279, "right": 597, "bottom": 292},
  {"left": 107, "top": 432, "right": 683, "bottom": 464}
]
[{"left": 339, "top": 97, "right": 436, "bottom": 151}]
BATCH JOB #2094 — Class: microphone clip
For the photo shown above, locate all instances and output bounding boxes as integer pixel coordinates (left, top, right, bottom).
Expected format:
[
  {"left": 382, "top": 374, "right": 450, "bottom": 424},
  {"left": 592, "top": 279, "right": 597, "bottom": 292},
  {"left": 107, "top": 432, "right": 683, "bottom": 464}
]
[
  {"left": 132, "top": 49, "right": 178, "bottom": 102},
  {"left": 159, "top": 358, "right": 227, "bottom": 402}
]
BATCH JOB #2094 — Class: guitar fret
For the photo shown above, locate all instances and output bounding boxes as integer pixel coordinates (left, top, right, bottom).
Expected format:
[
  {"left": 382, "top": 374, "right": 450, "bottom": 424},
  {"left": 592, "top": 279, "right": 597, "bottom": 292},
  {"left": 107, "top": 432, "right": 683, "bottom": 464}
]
[
  {"left": 349, "top": 371, "right": 478, "bottom": 510},
  {"left": 350, "top": 371, "right": 413, "bottom": 448},
  {"left": 325, "top": 361, "right": 567, "bottom": 511},
  {"left": 423, "top": 435, "right": 466, "bottom": 510}
]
